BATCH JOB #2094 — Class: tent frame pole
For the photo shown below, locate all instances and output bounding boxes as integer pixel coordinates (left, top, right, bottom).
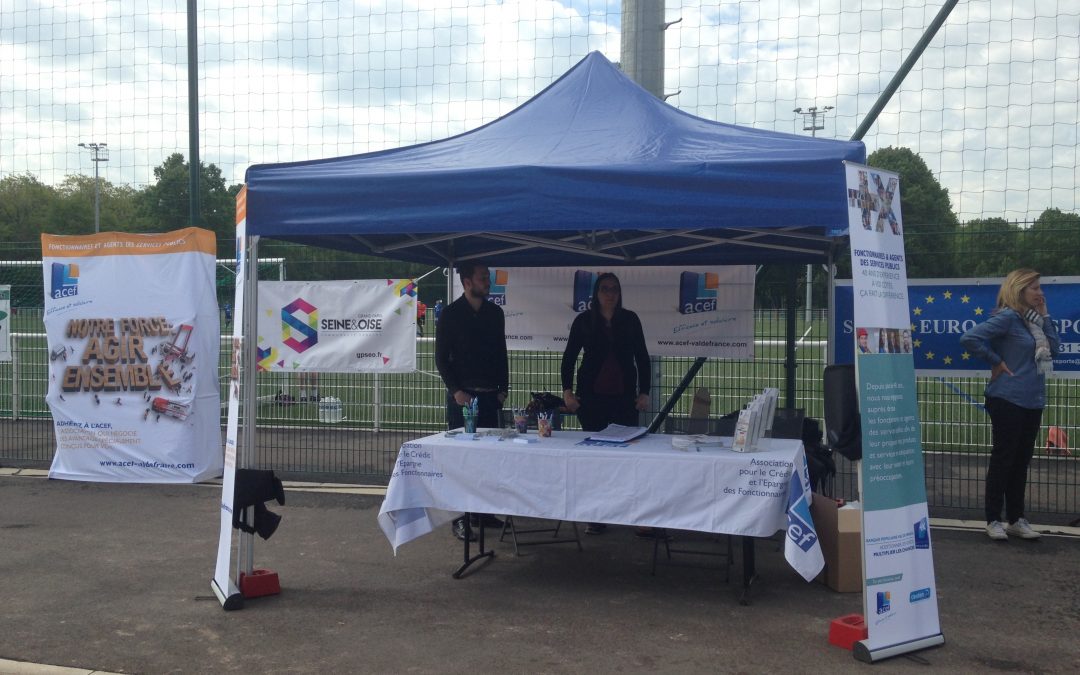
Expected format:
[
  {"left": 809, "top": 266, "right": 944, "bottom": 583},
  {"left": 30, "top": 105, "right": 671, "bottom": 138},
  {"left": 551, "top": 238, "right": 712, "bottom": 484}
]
[
  {"left": 784, "top": 267, "right": 798, "bottom": 409},
  {"left": 236, "top": 235, "right": 260, "bottom": 581},
  {"left": 647, "top": 358, "right": 706, "bottom": 434}
]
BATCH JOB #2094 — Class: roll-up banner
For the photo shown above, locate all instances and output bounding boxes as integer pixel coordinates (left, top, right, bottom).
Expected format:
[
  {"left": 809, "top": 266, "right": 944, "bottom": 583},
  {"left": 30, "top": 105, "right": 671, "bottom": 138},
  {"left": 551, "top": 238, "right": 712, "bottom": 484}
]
[
  {"left": 844, "top": 162, "right": 944, "bottom": 662},
  {"left": 213, "top": 187, "right": 248, "bottom": 609},
  {"left": 41, "top": 229, "right": 221, "bottom": 484},
  {"left": 451, "top": 265, "right": 756, "bottom": 359},
  {"left": 256, "top": 279, "right": 417, "bottom": 373}
]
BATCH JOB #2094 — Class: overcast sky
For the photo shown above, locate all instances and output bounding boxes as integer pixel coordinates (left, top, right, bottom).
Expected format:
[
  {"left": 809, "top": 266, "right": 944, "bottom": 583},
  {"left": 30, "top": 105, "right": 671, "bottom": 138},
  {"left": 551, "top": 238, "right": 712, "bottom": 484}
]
[{"left": 1, "top": 0, "right": 1077, "bottom": 223}]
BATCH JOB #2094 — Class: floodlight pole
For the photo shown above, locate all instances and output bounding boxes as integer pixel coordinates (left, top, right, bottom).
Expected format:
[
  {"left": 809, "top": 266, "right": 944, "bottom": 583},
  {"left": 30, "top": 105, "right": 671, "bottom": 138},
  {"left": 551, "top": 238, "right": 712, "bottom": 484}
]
[
  {"left": 187, "top": 0, "right": 201, "bottom": 227},
  {"left": 793, "top": 106, "right": 833, "bottom": 138},
  {"left": 77, "top": 142, "right": 109, "bottom": 233},
  {"left": 793, "top": 106, "right": 833, "bottom": 324}
]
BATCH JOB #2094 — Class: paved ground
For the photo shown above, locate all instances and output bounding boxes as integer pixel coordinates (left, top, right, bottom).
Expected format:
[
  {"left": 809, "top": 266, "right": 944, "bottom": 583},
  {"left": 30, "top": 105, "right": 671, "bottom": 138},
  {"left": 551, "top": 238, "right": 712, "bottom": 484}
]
[{"left": 1, "top": 470, "right": 1079, "bottom": 674}]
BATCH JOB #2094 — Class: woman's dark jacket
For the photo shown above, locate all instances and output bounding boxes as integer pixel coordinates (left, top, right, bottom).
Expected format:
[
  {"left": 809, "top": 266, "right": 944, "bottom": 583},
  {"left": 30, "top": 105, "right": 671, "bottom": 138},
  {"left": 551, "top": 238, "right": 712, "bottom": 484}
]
[{"left": 560, "top": 308, "right": 651, "bottom": 398}]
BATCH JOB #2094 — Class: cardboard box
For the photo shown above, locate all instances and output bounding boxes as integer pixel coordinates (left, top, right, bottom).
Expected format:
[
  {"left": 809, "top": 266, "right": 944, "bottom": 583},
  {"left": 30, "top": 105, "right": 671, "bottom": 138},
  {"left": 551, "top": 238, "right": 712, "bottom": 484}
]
[{"left": 810, "top": 492, "right": 863, "bottom": 593}]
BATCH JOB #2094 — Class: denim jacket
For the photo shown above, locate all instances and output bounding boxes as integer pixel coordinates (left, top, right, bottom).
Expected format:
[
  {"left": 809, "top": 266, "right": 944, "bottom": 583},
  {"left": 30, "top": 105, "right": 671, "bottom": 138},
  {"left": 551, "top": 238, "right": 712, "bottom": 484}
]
[{"left": 959, "top": 308, "right": 1060, "bottom": 409}]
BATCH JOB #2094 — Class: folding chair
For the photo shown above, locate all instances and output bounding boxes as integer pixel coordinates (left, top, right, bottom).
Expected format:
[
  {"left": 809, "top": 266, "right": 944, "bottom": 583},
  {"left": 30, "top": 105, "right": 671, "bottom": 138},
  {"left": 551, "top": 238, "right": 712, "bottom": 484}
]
[
  {"left": 651, "top": 413, "right": 736, "bottom": 577},
  {"left": 499, "top": 517, "right": 582, "bottom": 556},
  {"left": 495, "top": 409, "right": 582, "bottom": 556}
]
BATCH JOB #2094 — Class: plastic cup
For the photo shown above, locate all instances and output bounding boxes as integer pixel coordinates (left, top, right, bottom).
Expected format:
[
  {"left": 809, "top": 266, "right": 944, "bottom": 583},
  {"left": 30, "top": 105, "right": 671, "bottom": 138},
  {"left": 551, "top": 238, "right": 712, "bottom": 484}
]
[
  {"left": 537, "top": 418, "right": 552, "bottom": 437},
  {"left": 464, "top": 416, "right": 477, "bottom": 433},
  {"left": 514, "top": 414, "right": 528, "bottom": 433}
]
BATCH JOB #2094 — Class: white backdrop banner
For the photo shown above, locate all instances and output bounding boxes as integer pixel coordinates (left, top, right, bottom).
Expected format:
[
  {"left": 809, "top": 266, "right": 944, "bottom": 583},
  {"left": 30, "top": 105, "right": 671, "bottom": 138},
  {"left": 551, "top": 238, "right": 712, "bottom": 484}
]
[
  {"left": 41, "top": 228, "right": 222, "bottom": 483},
  {"left": 452, "top": 266, "right": 756, "bottom": 358},
  {"left": 256, "top": 279, "right": 417, "bottom": 373}
]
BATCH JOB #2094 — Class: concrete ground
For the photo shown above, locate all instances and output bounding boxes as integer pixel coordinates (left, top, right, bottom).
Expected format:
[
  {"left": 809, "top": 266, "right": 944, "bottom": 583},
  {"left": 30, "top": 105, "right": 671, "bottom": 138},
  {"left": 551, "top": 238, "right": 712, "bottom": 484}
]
[{"left": 1, "top": 469, "right": 1078, "bottom": 674}]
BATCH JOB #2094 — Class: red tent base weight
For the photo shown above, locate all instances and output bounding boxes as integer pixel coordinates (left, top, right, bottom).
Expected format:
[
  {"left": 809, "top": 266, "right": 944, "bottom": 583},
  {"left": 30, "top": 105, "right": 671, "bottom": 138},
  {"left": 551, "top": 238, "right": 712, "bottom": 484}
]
[
  {"left": 828, "top": 614, "right": 868, "bottom": 650},
  {"left": 239, "top": 569, "right": 280, "bottom": 598}
]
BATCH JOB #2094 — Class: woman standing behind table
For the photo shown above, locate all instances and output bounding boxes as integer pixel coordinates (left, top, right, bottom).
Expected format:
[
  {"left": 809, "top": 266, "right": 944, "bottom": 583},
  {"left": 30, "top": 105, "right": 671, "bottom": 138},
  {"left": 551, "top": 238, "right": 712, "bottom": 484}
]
[
  {"left": 960, "top": 268, "right": 1059, "bottom": 541},
  {"left": 561, "top": 273, "right": 651, "bottom": 433},
  {"left": 561, "top": 273, "right": 652, "bottom": 535}
]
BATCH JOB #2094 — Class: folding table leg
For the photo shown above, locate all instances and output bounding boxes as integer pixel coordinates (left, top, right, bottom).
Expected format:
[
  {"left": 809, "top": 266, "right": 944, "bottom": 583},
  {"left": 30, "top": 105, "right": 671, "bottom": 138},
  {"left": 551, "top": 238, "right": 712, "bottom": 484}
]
[
  {"left": 739, "top": 536, "right": 757, "bottom": 605},
  {"left": 452, "top": 513, "right": 495, "bottom": 579}
]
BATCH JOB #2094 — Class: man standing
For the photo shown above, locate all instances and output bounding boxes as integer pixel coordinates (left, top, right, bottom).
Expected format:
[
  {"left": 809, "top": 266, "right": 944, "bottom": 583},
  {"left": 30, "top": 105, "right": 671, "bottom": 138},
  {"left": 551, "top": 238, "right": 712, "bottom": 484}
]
[
  {"left": 857, "top": 327, "right": 871, "bottom": 353},
  {"left": 436, "top": 263, "right": 509, "bottom": 429},
  {"left": 416, "top": 299, "right": 428, "bottom": 337},
  {"left": 435, "top": 263, "right": 509, "bottom": 539}
]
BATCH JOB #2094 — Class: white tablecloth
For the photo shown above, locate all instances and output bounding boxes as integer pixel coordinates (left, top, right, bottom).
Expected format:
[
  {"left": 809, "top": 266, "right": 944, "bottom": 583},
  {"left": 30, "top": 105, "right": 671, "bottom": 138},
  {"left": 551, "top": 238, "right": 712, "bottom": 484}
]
[{"left": 378, "top": 430, "right": 824, "bottom": 580}]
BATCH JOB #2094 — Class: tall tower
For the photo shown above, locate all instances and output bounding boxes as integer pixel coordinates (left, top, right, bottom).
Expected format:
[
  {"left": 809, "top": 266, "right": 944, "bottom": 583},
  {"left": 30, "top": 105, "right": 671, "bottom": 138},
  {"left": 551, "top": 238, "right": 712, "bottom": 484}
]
[{"left": 620, "top": 0, "right": 666, "bottom": 99}]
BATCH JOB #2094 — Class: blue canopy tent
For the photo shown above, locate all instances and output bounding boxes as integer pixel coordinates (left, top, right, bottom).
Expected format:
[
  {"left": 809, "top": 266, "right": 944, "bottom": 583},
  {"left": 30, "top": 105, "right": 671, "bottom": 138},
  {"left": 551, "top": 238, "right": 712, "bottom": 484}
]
[
  {"left": 243, "top": 51, "right": 865, "bottom": 266},
  {"left": 215, "top": 52, "right": 868, "bottom": 609}
]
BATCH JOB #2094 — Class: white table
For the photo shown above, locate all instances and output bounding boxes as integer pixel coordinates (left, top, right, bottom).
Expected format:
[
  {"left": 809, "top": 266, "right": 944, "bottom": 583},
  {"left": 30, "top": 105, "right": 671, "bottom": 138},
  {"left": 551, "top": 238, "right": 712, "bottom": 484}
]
[{"left": 378, "top": 430, "right": 823, "bottom": 594}]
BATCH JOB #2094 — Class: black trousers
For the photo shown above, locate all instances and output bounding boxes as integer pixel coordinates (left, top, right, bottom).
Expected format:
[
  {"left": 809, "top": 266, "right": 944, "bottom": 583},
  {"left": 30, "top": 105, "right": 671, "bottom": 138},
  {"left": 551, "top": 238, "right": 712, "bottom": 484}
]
[
  {"left": 445, "top": 390, "right": 502, "bottom": 430},
  {"left": 576, "top": 392, "right": 638, "bottom": 432},
  {"left": 984, "top": 396, "right": 1043, "bottom": 524}
]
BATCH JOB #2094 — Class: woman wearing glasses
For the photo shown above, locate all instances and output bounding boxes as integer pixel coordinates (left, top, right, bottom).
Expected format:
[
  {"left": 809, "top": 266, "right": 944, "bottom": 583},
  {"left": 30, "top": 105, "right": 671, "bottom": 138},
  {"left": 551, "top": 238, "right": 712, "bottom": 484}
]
[{"left": 561, "top": 273, "right": 651, "bottom": 536}]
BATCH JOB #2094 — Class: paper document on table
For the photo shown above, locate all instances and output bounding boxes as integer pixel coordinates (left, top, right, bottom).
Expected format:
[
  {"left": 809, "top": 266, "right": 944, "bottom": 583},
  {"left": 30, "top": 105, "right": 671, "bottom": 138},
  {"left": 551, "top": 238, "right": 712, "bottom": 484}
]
[
  {"left": 670, "top": 435, "right": 728, "bottom": 451},
  {"left": 585, "top": 424, "right": 648, "bottom": 443}
]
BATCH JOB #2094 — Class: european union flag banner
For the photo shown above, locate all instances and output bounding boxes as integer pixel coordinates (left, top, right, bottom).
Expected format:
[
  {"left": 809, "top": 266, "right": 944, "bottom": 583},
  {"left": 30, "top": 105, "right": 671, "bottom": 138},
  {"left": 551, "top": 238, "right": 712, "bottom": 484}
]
[{"left": 834, "top": 277, "right": 1080, "bottom": 378}]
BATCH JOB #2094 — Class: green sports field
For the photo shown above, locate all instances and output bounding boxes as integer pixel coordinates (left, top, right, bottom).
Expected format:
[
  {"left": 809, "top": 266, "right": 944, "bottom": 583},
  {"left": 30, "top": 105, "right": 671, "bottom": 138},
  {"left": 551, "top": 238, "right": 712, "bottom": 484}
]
[{"left": 4, "top": 308, "right": 1076, "bottom": 456}]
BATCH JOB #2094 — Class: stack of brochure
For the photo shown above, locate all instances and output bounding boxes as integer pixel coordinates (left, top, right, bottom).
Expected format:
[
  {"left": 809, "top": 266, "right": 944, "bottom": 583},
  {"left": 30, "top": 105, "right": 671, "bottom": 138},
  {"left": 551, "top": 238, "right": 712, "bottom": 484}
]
[
  {"left": 731, "top": 388, "right": 779, "bottom": 452},
  {"left": 585, "top": 424, "right": 649, "bottom": 443},
  {"left": 671, "top": 434, "right": 727, "bottom": 451}
]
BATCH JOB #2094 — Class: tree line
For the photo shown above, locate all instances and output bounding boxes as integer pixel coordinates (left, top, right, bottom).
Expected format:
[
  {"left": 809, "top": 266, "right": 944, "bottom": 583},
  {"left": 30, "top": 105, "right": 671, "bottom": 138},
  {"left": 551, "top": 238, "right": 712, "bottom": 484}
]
[
  {"left": 754, "top": 146, "right": 1080, "bottom": 307},
  {"left": 2, "top": 147, "right": 1077, "bottom": 308},
  {"left": 0, "top": 153, "right": 435, "bottom": 304}
]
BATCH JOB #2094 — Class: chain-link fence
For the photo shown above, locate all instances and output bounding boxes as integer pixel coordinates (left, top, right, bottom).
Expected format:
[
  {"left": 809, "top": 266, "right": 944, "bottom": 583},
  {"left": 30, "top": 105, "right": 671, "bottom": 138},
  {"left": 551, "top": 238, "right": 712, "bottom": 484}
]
[{"left": 2, "top": 240, "right": 1078, "bottom": 523}]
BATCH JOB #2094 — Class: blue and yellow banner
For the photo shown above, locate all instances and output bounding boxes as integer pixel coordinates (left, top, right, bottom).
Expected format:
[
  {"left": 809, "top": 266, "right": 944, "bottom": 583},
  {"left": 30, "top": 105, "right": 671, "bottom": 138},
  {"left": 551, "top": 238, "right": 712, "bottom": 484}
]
[{"left": 835, "top": 278, "right": 1080, "bottom": 377}]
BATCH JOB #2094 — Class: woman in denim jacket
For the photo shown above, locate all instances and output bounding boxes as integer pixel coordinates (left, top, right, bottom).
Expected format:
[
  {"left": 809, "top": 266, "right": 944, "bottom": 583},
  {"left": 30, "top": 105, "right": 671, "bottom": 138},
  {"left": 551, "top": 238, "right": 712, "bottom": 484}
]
[{"left": 960, "top": 269, "right": 1060, "bottom": 541}]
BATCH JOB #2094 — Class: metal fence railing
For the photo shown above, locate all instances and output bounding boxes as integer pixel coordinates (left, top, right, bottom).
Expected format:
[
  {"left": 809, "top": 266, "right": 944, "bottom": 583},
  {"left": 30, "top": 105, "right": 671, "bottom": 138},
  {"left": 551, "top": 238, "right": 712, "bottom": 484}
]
[{"left": 3, "top": 307, "right": 1077, "bottom": 521}]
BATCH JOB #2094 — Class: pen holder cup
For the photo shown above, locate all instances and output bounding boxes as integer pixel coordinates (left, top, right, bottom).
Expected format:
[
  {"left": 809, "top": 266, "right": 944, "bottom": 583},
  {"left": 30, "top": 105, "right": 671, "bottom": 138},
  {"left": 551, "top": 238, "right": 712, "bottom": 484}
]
[
  {"left": 513, "top": 414, "right": 529, "bottom": 434},
  {"left": 537, "top": 417, "right": 553, "bottom": 437},
  {"left": 549, "top": 409, "right": 562, "bottom": 430},
  {"left": 464, "top": 416, "right": 477, "bottom": 434}
]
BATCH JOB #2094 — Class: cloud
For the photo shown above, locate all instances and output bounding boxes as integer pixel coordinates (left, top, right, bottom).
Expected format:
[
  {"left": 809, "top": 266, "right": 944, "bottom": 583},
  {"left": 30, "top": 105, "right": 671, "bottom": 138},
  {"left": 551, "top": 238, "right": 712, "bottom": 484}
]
[{"left": 0, "top": 0, "right": 1076, "bottom": 223}]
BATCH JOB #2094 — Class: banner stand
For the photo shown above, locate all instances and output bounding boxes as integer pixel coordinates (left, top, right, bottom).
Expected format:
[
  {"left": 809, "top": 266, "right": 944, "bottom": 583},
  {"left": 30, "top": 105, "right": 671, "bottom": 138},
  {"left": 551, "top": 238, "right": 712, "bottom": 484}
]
[
  {"left": 854, "top": 634, "right": 945, "bottom": 663},
  {"left": 212, "top": 192, "right": 275, "bottom": 610},
  {"left": 238, "top": 236, "right": 263, "bottom": 596},
  {"left": 210, "top": 576, "right": 244, "bottom": 610},
  {"left": 844, "top": 162, "right": 943, "bottom": 661}
]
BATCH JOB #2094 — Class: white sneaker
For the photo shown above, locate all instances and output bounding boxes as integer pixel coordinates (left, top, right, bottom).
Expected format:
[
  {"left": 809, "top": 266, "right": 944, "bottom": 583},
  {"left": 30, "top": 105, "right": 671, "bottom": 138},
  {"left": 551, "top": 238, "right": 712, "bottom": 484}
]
[
  {"left": 1005, "top": 518, "right": 1041, "bottom": 540},
  {"left": 986, "top": 520, "right": 1008, "bottom": 541}
]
